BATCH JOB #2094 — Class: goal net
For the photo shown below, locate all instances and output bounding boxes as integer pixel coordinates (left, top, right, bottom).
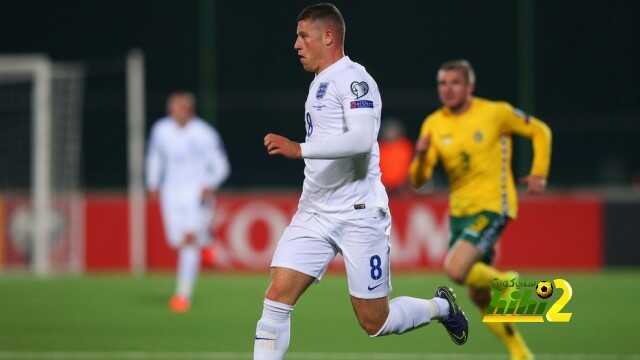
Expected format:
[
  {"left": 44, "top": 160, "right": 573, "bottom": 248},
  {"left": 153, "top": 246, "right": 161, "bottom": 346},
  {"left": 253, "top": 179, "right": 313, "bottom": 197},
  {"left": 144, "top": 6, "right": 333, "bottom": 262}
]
[{"left": 0, "top": 55, "right": 84, "bottom": 274}]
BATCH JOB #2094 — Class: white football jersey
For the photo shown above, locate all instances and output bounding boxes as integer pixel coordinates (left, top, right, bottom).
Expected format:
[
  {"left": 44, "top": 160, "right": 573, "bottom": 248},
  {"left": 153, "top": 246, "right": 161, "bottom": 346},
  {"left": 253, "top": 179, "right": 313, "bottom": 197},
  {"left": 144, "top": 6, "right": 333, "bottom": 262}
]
[
  {"left": 299, "top": 56, "right": 388, "bottom": 218},
  {"left": 146, "top": 117, "right": 230, "bottom": 205}
]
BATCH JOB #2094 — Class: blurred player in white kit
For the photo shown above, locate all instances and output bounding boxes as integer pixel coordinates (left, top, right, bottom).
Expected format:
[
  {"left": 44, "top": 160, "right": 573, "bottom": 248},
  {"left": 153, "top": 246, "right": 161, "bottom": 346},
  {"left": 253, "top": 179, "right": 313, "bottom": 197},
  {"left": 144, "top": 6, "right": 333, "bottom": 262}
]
[
  {"left": 146, "top": 91, "right": 230, "bottom": 313},
  {"left": 253, "top": 3, "right": 469, "bottom": 359}
]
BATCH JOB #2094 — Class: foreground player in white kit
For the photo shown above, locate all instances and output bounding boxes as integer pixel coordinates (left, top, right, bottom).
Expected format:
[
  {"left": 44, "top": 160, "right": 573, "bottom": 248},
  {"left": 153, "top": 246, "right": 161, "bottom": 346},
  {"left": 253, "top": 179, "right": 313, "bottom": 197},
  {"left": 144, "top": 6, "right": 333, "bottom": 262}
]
[
  {"left": 146, "top": 92, "right": 230, "bottom": 313},
  {"left": 253, "top": 4, "right": 469, "bottom": 359}
]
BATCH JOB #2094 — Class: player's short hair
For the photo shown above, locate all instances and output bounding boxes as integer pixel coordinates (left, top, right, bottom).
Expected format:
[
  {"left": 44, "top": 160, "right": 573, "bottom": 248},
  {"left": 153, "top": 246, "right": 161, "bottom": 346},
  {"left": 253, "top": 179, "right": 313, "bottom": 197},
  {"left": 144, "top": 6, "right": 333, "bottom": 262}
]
[
  {"left": 297, "top": 3, "right": 346, "bottom": 44},
  {"left": 167, "top": 91, "right": 196, "bottom": 108},
  {"left": 439, "top": 59, "right": 476, "bottom": 85}
]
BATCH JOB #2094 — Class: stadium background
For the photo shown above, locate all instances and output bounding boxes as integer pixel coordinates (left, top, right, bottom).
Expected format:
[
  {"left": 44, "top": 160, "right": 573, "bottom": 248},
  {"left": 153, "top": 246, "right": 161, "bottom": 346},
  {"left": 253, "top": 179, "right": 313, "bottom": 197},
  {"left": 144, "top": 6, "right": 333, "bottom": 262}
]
[{"left": 0, "top": 0, "right": 639, "bottom": 359}]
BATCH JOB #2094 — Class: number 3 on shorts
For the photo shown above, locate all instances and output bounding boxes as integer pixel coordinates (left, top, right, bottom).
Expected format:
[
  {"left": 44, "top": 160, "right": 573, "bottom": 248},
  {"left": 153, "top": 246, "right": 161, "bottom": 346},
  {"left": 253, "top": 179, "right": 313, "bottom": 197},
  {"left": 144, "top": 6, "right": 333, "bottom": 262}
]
[{"left": 370, "top": 255, "right": 382, "bottom": 280}]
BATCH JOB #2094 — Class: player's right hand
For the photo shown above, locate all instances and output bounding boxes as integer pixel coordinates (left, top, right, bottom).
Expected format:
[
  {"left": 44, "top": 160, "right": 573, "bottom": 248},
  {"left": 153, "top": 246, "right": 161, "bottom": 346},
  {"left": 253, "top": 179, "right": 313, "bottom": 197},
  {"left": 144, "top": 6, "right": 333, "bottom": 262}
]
[
  {"left": 415, "top": 134, "right": 431, "bottom": 155},
  {"left": 264, "top": 133, "right": 302, "bottom": 159}
]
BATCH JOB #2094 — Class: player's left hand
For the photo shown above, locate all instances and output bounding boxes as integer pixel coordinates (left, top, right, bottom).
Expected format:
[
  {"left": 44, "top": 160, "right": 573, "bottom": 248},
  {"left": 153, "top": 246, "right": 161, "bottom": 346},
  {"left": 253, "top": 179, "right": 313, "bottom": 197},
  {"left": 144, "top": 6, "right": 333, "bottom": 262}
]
[
  {"left": 264, "top": 133, "right": 302, "bottom": 159},
  {"left": 519, "top": 175, "right": 547, "bottom": 194}
]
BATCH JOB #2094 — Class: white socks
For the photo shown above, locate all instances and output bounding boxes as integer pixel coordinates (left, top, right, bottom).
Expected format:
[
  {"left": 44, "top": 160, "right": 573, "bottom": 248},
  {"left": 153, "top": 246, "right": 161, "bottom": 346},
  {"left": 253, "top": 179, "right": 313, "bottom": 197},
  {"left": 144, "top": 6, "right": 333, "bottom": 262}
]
[
  {"left": 176, "top": 245, "right": 200, "bottom": 299},
  {"left": 252, "top": 296, "right": 449, "bottom": 358},
  {"left": 253, "top": 299, "right": 294, "bottom": 360},
  {"left": 373, "top": 296, "right": 450, "bottom": 336},
  {"left": 433, "top": 297, "right": 450, "bottom": 319}
]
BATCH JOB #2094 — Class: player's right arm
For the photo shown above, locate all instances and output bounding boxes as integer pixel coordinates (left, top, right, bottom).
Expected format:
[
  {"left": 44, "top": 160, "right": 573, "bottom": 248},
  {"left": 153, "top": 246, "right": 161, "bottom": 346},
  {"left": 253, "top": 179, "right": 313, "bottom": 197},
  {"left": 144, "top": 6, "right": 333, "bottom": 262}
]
[
  {"left": 298, "top": 76, "right": 378, "bottom": 159},
  {"left": 409, "top": 119, "right": 438, "bottom": 189},
  {"left": 265, "top": 75, "right": 378, "bottom": 160},
  {"left": 145, "top": 123, "right": 164, "bottom": 196},
  {"left": 264, "top": 110, "right": 374, "bottom": 160},
  {"left": 299, "top": 110, "right": 375, "bottom": 159}
]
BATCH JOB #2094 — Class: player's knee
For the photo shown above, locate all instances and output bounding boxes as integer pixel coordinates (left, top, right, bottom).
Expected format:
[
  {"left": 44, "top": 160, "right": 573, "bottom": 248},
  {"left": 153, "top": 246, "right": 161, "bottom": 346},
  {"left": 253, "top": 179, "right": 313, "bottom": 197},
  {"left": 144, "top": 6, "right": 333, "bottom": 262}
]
[
  {"left": 182, "top": 233, "right": 196, "bottom": 246},
  {"left": 358, "top": 318, "right": 385, "bottom": 336},
  {"left": 265, "top": 282, "right": 297, "bottom": 305},
  {"left": 265, "top": 284, "right": 286, "bottom": 304},
  {"left": 469, "top": 287, "right": 491, "bottom": 308},
  {"left": 355, "top": 308, "right": 388, "bottom": 336}
]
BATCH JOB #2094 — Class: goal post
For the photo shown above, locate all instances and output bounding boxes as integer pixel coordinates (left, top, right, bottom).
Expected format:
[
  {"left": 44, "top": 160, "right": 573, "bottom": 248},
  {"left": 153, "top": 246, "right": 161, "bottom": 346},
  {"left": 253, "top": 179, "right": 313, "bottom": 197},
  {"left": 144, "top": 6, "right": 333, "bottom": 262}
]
[
  {"left": 0, "top": 51, "right": 145, "bottom": 275},
  {"left": 127, "top": 49, "right": 146, "bottom": 276},
  {"left": 0, "top": 55, "right": 84, "bottom": 275}
]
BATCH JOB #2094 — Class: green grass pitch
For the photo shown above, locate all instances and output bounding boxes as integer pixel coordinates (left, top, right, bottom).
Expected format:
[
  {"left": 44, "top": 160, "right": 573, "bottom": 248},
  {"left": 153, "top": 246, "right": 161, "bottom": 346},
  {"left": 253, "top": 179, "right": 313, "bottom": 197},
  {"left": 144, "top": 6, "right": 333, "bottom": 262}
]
[{"left": 0, "top": 271, "right": 638, "bottom": 359}]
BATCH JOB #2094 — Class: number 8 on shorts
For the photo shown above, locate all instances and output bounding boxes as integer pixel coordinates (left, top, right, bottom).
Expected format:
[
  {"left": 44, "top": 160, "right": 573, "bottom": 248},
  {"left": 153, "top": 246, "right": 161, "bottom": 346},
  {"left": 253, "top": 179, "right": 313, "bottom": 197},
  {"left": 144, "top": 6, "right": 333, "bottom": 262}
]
[{"left": 370, "top": 255, "right": 382, "bottom": 280}]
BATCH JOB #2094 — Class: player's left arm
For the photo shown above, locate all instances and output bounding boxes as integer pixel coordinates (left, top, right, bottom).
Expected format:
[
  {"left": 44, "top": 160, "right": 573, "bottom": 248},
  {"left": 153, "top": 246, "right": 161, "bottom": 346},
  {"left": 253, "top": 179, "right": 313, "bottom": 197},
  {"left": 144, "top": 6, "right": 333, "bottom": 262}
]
[
  {"left": 202, "top": 127, "right": 231, "bottom": 200},
  {"left": 500, "top": 103, "right": 553, "bottom": 193}
]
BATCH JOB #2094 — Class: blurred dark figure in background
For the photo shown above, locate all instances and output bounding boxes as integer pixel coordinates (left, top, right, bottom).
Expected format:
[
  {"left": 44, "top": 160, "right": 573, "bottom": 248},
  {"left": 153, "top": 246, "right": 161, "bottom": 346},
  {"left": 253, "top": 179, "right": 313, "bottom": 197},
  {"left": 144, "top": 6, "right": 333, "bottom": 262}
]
[{"left": 379, "top": 118, "right": 413, "bottom": 195}]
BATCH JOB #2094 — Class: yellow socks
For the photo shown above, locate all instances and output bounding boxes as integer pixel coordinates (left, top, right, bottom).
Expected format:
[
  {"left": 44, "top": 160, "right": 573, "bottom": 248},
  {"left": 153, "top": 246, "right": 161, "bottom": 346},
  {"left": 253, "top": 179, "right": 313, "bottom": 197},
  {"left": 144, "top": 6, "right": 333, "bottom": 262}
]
[
  {"left": 485, "top": 322, "right": 533, "bottom": 360},
  {"left": 464, "top": 262, "right": 511, "bottom": 288},
  {"left": 464, "top": 263, "right": 533, "bottom": 359}
]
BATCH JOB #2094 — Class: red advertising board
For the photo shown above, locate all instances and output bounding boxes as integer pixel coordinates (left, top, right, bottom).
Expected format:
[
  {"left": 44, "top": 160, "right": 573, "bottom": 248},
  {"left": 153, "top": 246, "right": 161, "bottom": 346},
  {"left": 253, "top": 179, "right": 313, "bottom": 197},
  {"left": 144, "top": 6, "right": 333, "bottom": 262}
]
[
  {"left": 84, "top": 193, "right": 603, "bottom": 272},
  {"left": 0, "top": 195, "right": 81, "bottom": 271},
  {"left": 85, "top": 195, "right": 129, "bottom": 270}
]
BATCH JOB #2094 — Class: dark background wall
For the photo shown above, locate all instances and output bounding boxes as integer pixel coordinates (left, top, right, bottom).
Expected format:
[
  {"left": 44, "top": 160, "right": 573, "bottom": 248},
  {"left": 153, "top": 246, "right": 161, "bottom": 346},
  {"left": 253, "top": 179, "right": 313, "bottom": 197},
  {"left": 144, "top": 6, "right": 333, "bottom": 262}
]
[{"left": 0, "top": 1, "right": 638, "bottom": 189}]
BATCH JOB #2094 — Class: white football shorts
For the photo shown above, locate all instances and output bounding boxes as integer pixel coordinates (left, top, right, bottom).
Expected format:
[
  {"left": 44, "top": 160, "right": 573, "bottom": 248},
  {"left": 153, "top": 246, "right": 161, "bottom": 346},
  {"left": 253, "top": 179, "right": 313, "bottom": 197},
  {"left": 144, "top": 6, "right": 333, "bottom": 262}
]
[
  {"left": 271, "top": 207, "right": 392, "bottom": 299},
  {"left": 160, "top": 195, "right": 214, "bottom": 248}
]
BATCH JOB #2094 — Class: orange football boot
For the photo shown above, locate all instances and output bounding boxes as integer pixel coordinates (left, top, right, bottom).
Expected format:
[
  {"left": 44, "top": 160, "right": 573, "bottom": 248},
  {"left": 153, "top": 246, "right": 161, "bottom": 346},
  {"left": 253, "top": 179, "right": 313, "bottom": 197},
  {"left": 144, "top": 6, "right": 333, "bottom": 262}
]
[{"left": 169, "top": 295, "right": 190, "bottom": 313}]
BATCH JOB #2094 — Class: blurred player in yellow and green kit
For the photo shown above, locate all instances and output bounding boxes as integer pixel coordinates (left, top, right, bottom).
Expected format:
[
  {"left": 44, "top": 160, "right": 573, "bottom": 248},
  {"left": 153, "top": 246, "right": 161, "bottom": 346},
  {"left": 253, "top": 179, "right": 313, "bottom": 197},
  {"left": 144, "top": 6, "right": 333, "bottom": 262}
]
[{"left": 410, "top": 60, "right": 552, "bottom": 360}]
